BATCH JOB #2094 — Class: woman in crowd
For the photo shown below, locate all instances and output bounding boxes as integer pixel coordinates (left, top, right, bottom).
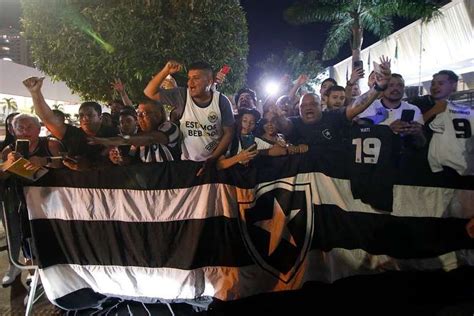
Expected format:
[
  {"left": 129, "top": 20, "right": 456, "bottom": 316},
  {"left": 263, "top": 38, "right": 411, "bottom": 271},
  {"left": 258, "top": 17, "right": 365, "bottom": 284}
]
[{"left": 0, "top": 112, "right": 19, "bottom": 152}]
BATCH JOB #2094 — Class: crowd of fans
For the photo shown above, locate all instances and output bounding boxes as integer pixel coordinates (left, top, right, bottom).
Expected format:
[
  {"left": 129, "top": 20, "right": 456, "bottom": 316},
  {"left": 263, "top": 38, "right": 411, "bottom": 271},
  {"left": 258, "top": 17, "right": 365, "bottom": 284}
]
[{"left": 1, "top": 56, "right": 474, "bottom": 303}]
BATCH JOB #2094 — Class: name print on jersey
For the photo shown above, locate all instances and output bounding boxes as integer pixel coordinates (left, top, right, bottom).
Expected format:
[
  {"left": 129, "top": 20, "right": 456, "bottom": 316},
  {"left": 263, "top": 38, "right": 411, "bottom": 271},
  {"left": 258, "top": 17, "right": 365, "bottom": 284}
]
[{"left": 185, "top": 121, "right": 219, "bottom": 137}]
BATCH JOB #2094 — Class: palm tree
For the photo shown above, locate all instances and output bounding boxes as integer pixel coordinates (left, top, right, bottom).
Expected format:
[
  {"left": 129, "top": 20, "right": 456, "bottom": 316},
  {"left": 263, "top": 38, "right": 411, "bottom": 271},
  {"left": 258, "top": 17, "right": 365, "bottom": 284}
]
[
  {"left": 284, "top": 0, "right": 441, "bottom": 63},
  {"left": 52, "top": 104, "right": 65, "bottom": 111},
  {"left": 2, "top": 98, "right": 19, "bottom": 116}
]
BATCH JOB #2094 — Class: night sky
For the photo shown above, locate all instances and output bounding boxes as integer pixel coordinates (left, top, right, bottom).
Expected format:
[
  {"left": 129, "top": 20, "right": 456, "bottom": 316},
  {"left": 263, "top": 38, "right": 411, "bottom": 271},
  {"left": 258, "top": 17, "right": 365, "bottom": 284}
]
[
  {"left": 239, "top": 0, "right": 425, "bottom": 86},
  {"left": 241, "top": 0, "right": 331, "bottom": 86}
]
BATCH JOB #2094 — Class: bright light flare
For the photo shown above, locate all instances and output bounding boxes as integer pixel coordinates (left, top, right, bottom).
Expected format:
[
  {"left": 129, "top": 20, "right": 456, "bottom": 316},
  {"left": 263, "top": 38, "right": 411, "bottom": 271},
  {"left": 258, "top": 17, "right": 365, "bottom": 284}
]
[{"left": 265, "top": 81, "right": 280, "bottom": 95}]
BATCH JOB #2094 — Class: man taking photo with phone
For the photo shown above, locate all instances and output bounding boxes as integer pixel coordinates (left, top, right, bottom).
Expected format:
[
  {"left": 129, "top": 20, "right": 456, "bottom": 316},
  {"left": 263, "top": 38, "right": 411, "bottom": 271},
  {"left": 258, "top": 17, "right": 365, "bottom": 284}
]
[{"left": 356, "top": 73, "right": 425, "bottom": 147}]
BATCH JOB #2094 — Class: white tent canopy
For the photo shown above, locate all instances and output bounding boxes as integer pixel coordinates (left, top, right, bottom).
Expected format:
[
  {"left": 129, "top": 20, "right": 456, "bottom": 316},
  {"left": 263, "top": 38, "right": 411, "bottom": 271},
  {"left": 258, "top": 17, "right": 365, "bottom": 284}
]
[
  {"left": 0, "top": 59, "right": 81, "bottom": 104},
  {"left": 330, "top": 0, "right": 474, "bottom": 94}
]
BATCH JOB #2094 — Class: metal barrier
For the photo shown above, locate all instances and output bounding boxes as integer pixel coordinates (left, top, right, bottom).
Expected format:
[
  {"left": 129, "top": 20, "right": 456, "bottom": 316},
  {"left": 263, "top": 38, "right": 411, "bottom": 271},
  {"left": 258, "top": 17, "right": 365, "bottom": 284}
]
[{"left": 1, "top": 180, "right": 43, "bottom": 316}]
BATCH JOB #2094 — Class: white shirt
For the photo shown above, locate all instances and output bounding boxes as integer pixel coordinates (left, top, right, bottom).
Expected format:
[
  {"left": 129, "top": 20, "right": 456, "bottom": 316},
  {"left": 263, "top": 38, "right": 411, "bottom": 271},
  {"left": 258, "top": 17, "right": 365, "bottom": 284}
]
[
  {"left": 358, "top": 100, "right": 424, "bottom": 126},
  {"left": 428, "top": 101, "right": 474, "bottom": 175},
  {"left": 180, "top": 89, "right": 223, "bottom": 161}
]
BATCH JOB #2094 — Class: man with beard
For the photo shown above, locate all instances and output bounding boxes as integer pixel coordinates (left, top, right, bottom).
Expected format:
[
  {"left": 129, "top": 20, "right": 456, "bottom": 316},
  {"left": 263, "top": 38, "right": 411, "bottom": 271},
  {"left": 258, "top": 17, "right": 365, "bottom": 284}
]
[{"left": 357, "top": 73, "right": 425, "bottom": 147}]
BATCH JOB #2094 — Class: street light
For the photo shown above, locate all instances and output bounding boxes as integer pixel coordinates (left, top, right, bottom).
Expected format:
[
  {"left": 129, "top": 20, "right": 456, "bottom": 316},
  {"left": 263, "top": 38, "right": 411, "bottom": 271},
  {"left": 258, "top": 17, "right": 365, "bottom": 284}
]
[{"left": 265, "top": 81, "right": 280, "bottom": 95}]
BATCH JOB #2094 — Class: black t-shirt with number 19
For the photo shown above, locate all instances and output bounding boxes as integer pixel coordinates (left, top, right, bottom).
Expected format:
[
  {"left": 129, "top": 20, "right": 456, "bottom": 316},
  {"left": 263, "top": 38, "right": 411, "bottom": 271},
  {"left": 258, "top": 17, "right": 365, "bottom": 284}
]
[{"left": 348, "top": 124, "right": 401, "bottom": 212}]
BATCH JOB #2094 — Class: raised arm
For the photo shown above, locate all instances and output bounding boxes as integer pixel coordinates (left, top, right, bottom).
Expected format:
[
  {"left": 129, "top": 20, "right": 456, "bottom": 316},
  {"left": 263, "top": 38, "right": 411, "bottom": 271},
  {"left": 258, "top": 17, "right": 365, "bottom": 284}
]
[
  {"left": 345, "top": 67, "right": 364, "bottom": 106},
  {"left": 288, "top": 74, "right": 308, "bottom": 101},
  {"left": 22, "top": 77, "right": 66, "bottom": 140},
  {"left": 345, "top": 56, "right": 391, "bottom": 121},
  {"left": 112, "top": 78, "right": 133, "bottom": 106},
  {"left": 143, "top": 61, "right": 182, "bottom": 101}
]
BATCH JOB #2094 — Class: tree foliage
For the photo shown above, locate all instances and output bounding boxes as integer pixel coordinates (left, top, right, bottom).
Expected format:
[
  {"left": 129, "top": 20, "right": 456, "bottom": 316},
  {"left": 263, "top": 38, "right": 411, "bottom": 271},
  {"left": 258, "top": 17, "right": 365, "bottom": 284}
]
[
  {"left": 21, "top": 0, "right": 248, "bottom": 101},
  {"left": 284, "top": 0, "right": 442, "bottom": 60},
  {"left": 256, "top": 46, "right": 324, "bottom": 95}
]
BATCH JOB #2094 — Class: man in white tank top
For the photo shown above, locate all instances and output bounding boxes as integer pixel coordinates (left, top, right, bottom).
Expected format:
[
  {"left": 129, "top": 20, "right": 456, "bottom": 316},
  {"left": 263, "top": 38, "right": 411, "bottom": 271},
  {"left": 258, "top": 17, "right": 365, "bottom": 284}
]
[{"left": 144, "top": 60, "right": 235, "bottom": 175}]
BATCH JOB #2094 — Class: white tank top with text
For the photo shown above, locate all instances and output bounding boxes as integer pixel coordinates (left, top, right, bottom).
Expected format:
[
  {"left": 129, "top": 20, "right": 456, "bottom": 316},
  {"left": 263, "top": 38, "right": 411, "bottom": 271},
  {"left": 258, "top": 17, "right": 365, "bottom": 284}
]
[{"left": 180, "top": 89, "right": 223, "bottom": 161}]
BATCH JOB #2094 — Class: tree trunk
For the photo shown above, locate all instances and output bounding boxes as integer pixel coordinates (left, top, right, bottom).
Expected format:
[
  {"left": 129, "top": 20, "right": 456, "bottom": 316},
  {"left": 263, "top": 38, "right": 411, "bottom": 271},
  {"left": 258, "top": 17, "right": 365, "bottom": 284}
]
[
  {"left": 351, "top": 14, "right": 363, "bottom": 65},
  {"left": 350, "top": 13, "right": 363, "bottom": 85}
]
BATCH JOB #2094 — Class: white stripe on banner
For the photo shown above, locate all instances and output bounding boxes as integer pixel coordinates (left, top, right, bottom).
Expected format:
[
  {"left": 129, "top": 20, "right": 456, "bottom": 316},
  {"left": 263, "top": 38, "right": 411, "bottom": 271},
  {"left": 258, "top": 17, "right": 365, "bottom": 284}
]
[
  {"left": 26, "top": 173, "right": 472, "bottom": 222},
  {"left": 25, "top": 183, "right": 238, "bottom": 222}
]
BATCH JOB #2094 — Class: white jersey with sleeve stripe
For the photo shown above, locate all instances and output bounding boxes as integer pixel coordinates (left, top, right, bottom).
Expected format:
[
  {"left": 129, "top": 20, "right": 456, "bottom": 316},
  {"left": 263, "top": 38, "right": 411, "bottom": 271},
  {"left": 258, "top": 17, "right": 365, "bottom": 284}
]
[
  {"left": 180, "top": 89, "right": 223, "bottom": 161},
  {"left": 428, "top": 101, "right": 474, "bottom": 175},
  {"left": 358, "top": 100, "right": 424, "bottom": 126}
]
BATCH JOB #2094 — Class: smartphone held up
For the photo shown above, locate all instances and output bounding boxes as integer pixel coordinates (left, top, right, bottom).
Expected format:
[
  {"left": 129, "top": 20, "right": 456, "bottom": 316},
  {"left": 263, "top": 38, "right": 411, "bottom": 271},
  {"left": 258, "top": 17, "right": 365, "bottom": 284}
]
[
  {"left": 240, "top": 134, "right": 255, "bottom": 150},
  {"left": 15, "top": 139, "right": 30, "bottom": 159},
  {"left": 400, "top": 109, "right": 415, "bottom": 123},
  {"left": 215, "top": 64, "right": 231, "bottom": 84},
  {"left": 219, "top": 64, "right": 231, "bottom": 75}
]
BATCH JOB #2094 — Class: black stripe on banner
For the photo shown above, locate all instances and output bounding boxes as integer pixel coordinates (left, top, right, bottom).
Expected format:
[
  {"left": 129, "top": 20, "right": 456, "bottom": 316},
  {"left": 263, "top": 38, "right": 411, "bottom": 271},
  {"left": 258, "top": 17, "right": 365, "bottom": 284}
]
[
  {"left": 28, "top": 147, "right": 473, "bottom": 190},
  {"left": 312, "top": 204, "right": 474, "bottom": 259},
  {"left": 31, "top": 217, "right": 253, "bottom": 269},
  {"left": 32, "top": 160, "right": 257, "bottom": 190},
  {"left": 255, "top": 147, "right": 474, "bottom": 190}
]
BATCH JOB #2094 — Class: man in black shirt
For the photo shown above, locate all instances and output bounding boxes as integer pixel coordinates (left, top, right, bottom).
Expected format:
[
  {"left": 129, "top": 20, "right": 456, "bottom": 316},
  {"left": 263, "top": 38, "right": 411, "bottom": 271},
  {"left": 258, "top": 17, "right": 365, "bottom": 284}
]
[
  {"left": 22, "top": 77, "right": 117, "bottom": 170},
  {"left": 274, "top": 56, "right": 392, "bottom": 147}
]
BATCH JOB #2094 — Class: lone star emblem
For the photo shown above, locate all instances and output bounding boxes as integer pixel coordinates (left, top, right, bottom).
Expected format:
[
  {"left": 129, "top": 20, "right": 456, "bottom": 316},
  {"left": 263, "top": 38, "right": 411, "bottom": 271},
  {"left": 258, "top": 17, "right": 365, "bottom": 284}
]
[
  {"left": 255, "top": 198, "right": 301, "bottom": 256},
  {"left": 238, "top": 181, "right": 314, "bottom": 282},
  {"left": 322, "top": 129, "right": 332, "bottom": 139}
]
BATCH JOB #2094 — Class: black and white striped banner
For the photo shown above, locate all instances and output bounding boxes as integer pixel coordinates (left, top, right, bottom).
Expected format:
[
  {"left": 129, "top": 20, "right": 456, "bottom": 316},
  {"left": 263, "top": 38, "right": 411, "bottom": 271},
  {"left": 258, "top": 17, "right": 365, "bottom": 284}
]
[{"left": 24, "top": 150, "right": 474, "bottom": 310}]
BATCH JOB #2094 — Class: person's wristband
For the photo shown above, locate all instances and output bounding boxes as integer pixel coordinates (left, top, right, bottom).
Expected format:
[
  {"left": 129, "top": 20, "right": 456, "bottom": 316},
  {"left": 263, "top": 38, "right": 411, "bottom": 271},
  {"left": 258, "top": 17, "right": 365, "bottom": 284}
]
[
  {"left": 346, "top": 81, "right": 354, "bottom": 87},
  {"left": 374, "top": 83, "right": 387, "bottom": 92}
]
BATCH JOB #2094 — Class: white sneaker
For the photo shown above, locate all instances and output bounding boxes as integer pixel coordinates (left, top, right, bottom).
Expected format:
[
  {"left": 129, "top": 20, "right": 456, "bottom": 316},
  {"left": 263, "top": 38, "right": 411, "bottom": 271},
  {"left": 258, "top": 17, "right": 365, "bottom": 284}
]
[{"left": 2, "top": 265, "right": 21, "bottom": 287}]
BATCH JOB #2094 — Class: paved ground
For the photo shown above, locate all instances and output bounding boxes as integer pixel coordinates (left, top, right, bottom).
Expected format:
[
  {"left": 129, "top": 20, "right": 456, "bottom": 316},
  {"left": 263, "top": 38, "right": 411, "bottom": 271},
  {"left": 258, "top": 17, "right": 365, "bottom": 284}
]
[{"left": 0, "top": 224, "right": 61, "bottom": 315}]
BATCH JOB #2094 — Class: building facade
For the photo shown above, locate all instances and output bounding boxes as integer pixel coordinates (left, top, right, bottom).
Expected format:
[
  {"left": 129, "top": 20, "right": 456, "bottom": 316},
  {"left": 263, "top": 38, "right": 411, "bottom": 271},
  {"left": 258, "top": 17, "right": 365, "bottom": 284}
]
[{"left": 0, "top": 26, "right": 32, "bottom": 67}]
